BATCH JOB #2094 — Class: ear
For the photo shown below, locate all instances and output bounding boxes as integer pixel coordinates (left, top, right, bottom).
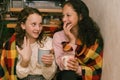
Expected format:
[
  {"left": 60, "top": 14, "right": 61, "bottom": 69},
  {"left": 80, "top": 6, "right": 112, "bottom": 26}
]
[
  {"left": 21, "top": 22, "right": 25, "bottom": 30},
  {"left": 79, "top": 14, "right": 83, "bottom": 21}
]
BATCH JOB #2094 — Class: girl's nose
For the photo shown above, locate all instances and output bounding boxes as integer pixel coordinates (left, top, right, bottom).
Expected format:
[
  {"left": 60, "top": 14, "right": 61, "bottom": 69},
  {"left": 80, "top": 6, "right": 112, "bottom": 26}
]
[{"left": 36, "top": 25, "right": 41, "bottom": 30}]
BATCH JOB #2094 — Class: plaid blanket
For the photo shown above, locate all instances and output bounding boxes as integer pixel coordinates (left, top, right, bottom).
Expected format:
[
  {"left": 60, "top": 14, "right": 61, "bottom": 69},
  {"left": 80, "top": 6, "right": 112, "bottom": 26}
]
[{"left": 0, "top": 33, "right": 18, "bottom": 80}]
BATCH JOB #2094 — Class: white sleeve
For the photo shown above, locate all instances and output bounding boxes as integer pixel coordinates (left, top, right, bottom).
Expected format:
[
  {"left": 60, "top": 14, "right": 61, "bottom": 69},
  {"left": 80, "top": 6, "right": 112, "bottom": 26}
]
[{"left": 16, "top": 56, "right": 30, "bottom": 79}]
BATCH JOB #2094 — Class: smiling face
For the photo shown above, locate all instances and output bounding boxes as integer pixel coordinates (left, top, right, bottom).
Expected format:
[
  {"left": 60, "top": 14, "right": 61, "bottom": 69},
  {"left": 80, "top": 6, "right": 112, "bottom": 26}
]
[
  {"left": 21, "top": 13, "right": 42, "bottom": 42},
  {"left": 62, "top": 4, "right": 79, "bottom": 29}
]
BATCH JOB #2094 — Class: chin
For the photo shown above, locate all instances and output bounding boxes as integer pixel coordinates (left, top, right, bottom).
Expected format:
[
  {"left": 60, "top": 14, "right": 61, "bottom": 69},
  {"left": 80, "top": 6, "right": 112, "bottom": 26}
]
[{"left": 32, "top": 35, "right": 39, "bottom": 39}]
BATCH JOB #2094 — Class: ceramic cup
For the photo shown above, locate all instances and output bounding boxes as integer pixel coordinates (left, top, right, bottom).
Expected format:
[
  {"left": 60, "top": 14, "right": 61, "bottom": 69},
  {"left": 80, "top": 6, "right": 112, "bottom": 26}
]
[
  {"left": 38, "top": 48, "right": 50, "bottom": 64},
  {"left": 62, "top": 55, "right": 74, "bottom": 70}
]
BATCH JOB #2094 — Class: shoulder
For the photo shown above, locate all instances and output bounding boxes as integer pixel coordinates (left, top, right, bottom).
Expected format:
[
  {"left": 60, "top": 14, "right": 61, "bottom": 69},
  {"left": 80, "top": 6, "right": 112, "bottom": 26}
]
[
  {"left": 52, "top": 30, "right": 69, "bottom": 45},
  {"left": 89, "top": 39, "right": 103, "bottom": 54},
  {"left": 41, "top": 36, "right": 53, "bottom": 49},
  {"left": 53, "top": 30, "right": 65, "bottom": 39},
  {"left": 45, "top": 36, "right": 52, "bottom": 43}
]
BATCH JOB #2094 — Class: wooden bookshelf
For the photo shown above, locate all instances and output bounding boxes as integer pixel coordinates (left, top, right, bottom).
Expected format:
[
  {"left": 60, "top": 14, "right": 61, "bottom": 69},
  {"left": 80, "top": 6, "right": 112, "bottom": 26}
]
[
  {"left": 7, "top": 23, "right": 59, "bottom": 28},
  {"left": 9, "top": 8, "right": 62, "bottom": 13},
  {"left": 7, "top": 23, "right": 16, "bottom": 28},
  {"left": 7, "top": 8, "right": 62, "bottom": 28}
]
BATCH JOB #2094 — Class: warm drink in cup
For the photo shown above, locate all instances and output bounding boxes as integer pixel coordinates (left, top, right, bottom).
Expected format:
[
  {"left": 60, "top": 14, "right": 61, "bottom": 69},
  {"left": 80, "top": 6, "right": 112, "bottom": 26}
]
[{"left": 38, "top": 48, "right": 50, "bottom": 64}]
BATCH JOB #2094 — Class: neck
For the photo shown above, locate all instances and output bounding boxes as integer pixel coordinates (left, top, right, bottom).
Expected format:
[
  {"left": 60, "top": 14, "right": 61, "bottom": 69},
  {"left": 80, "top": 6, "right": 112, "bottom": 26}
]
[
  {"left": 29, "top": 39, "right": 37, "bottom": 44},
  {"left": 71, "top": 26, "right": 78, "bottom": 38},
  {"left": 26, "top": 36, "right": 37, "bottom": 44}
]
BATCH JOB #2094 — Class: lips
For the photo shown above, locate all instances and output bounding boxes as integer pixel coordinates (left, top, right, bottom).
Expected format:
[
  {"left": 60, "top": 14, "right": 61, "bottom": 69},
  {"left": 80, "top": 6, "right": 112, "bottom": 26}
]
[{"left": 33, "top": 31, "right": 40, "bottom": 35}]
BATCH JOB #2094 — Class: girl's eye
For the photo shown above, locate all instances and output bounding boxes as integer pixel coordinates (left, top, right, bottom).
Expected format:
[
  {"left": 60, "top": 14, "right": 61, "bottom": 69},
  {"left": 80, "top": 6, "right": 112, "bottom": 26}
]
[
  {"left": 31, "top": 23, "right": 43, "bottom": 27},
  {"left": 32, "top": 23, "right": 36, "bottom": 26},
  {"left": 62, "top": 14, "right": 71, "bottom": 18},
  {"left": 40, "top": 23, "right": 43, "bottom": 25},
  {"left": 39, "top": 24, "right": 43, "bottom": 27},
  {"left": 67, "top": 14, "right": 70, "bottom": 17}
]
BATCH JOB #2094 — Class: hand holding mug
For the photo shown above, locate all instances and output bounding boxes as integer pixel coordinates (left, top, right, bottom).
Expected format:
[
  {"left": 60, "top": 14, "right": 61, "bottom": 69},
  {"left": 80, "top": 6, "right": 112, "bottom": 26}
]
[
  {"left": 62, "top": 55, "right": 75, "bottom": 70},
  {"left": 41, "top": 53, "right": 54, "bottom": 67},
  {"left": 38, "top": 49, "right": 53, "bottom": 66}
]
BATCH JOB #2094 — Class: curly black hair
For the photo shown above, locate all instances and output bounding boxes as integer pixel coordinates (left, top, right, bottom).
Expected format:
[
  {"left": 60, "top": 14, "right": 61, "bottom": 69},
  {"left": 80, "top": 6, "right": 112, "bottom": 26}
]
[{"left": 62, "top": 0, "right": 103, "bottom": 47}]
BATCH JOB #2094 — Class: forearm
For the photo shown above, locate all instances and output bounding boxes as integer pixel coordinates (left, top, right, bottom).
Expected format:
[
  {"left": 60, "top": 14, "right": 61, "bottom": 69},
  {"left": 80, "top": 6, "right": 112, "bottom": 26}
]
[
  {"left": 16, "top": 59, "right": 30, "bottom": 78},
  {"left": 20, "top": 60, "right": 29, "bottom": 67}
]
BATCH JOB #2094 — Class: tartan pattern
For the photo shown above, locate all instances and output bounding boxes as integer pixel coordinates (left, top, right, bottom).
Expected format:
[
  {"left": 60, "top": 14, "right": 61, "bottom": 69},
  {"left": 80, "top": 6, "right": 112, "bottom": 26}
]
[
  {"left": 0, "top": 33, "right": 18, "bottom": 80},
  {"left": 61, "top": 42, "right": 73, "bottom": 52},
  {"left": 62, "top": 39, "right": 103, "bottom": 80}
]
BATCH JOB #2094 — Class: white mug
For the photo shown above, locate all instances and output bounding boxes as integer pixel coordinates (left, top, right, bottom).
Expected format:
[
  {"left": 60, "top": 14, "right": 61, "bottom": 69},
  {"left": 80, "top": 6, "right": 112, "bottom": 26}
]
[
  {"left": 38, "top": 48, "right": 50, "bottom": 64},
  {"left": 62, "top": 55, "right": 74, "bottom": 70}
]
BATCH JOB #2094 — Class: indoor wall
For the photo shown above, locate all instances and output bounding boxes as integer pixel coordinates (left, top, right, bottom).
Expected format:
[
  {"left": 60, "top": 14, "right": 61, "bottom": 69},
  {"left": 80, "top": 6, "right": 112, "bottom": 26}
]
[{"left": 83, "top": 0, "right": 120, "bottom": 80}]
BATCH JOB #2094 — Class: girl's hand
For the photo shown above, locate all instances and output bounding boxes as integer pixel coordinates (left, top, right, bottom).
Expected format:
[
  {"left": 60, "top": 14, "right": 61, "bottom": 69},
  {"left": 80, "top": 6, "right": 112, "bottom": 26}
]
[
  {"left": 67, "top": 57, "right": 79, "bottom": 72},
  {"left": 63, "top": 22, "right": 76, "bottom": 44},
  {"left": 41, "top": 54, "right": 54, "bottom": 67},
  {"left": 16, "top": 36, "right": 32, "bottom": 67}
]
